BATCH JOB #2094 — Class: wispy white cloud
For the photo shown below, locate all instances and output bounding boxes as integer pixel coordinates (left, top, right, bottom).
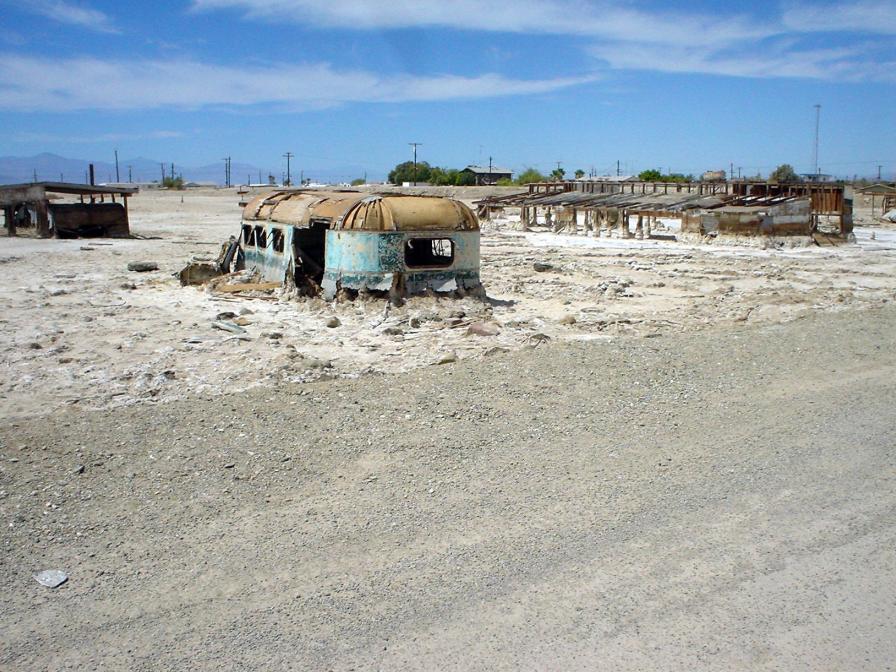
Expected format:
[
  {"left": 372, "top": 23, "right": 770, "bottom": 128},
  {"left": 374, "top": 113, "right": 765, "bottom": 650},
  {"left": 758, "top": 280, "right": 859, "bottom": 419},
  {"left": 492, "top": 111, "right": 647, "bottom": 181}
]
[
  {"left": 192, "top": 0, "right": 772, "bottom": 48},
  {"left": 191, "top": 0, "right": 895, "bottom": 82},
  {"left": 0, "top": 55, "right": 597, "bottom": 112},
  {"left": 23, "top": 0, "right": 119, "bottom": 33},
  {"left": 782, "top": 0, "right": 896, "bottom": 34},
  {"left": 590, "top": 41, "right": 895, "bottom": 82}
]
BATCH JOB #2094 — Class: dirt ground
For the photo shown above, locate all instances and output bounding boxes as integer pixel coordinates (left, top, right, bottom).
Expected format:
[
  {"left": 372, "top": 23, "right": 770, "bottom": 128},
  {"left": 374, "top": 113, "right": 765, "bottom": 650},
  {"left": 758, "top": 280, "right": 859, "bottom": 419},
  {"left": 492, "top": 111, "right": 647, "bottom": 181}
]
[
  {"left": 0, "top": 188, "right": 894, "bottom": 420},
  {"left": 1, "top": 188, "right": 896, "bottom": 670}
]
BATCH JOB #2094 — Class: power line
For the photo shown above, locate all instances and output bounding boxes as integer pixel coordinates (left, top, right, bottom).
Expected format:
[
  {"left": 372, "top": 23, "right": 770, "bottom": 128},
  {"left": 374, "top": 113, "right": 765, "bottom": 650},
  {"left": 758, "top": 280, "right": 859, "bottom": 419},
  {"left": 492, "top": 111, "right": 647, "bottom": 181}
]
[
  {"left": 222, "top": 156, "right": 232, "bottom": 187},
  {"left": 813, "top": 103, "right": 821, "bottom": 176},
  {"left": 409, "top": 142, "right": 422, "bottom": 186},
  {"left": 283, "top": 152, "right": 293, "bottom": 186}
]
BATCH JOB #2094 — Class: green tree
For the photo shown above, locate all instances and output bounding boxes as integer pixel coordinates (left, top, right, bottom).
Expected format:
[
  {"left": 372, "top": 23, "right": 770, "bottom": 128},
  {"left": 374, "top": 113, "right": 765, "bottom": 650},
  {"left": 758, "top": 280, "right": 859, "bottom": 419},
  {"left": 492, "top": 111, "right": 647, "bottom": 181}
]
[
  {"left": 574, "top": 169, "right": 586, "bottom": 179},
  {"left": 769, "top": 164, "right": 800, "bottom": 182},
  {"left": 162, "top": 175, "right": 184, "bottom": 190},
  {"left": 429, "top": 166, "right": 450, "bottom": 185},
  {"left": 515, "top": 167, "right": 546, "bottom": 184},
  {"left": 638, "top": 169, "right": 663, "bottom": 181},
  {"left": 350, "top": 178, "right": 366, "bottom": 186},
  {"left": 550, "top": 167, "right": 566, "bottom": 181},
  {"left": 496, "top": 177, "right": 514, "bottom": 186},
  {"left": 454, "top": 170, "right": 477, "bottom": 186},
  {"left": 388, "top": 160, "right": 432, "bottom": 185}
]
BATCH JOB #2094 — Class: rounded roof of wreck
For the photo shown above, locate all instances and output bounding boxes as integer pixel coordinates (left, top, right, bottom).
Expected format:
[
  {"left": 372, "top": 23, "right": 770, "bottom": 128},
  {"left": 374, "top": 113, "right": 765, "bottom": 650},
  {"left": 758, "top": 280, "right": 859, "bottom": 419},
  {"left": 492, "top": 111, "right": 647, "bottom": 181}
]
[{"left": 242, "top": 190, "right": 478, "bottom": 231}]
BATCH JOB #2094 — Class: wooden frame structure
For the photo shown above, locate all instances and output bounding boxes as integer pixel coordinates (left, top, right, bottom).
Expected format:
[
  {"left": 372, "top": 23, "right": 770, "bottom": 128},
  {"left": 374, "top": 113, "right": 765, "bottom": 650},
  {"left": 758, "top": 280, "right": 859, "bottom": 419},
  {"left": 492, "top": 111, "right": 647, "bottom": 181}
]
[
  {"left": 477, "top": 179, "right": 853, "bottom": 237},
  {"left": 1, "top": 182, "right": 138, "bottom": 238}
]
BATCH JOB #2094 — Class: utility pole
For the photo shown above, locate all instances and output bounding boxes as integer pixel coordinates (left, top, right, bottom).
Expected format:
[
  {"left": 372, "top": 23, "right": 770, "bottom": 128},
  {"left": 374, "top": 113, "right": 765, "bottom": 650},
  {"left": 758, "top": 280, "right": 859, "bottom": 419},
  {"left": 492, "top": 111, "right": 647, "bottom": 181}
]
[
  {"left": 409, "top": 142, "right": 422, "bottom": 186},
  {"left": 222, "top": 156, "right": 232, "bottom": 187},
  {"left": 283, "top": 152, "right": 293, "bottom": 186},
  {"left": 616, "top": 160, "right": 620, "bottom": 177},
  {"left": 737, "top": 166, "right": 742, "bottom": 179},
  {"left": 128, "top": 165, "right": 132, "bottom": 183},
  {"left": 488, "top": 156, "right": 493, "bottom": 183},
  {"left": 161, "top": 163, "right": 166, "bottom": 182},
  {"left": 32, "top": 169, "right": 37, "bottom": 183},
  {"left": 114, "top": 149, "right": 120, "bottom": 183},
  {"left": 813, "top": 103, "right": 821, "bottom": 177},
  {"left": 730, "top": 162, "right": 734, "bottom": 181},
  {"left": 878, "top": 165, "right": 882, "bottom": 181},
  {"left": 171, "top": 163, "right": 175, "bottom": 181}
]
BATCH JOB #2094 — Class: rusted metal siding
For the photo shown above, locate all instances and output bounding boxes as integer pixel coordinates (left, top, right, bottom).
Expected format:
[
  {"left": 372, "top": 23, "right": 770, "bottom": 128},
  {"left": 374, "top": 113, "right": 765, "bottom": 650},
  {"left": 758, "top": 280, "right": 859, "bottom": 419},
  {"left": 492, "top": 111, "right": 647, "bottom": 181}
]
[
  {"left": 239, "top": 190, "right": 483, "bottom": 298},
  {"left": 321, "top": 230, "right": 480, "bottom": 298}
]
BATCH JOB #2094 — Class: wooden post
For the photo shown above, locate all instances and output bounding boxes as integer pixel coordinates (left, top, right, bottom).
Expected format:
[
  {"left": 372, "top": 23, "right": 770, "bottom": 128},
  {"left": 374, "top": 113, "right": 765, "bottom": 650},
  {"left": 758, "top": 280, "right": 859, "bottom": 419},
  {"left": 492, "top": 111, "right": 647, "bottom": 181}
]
[
  {"left": 635, "top": 213, "right": 644, "bottom": 239},
  {"left": 123, "top": 194, "right": 130, "bottom": 234},
  {"left": 35, "top": 199, "right": 51, "bottom": 238},
  {"left": 3, "top": 206, "right": 15, "bottom": 237}
]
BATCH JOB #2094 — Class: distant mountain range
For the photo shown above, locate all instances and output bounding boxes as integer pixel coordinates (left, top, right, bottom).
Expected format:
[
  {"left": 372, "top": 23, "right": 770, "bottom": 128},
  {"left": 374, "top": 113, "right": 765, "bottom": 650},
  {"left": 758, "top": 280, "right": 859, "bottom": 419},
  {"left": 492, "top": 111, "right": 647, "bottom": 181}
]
[
  {"left": 0, "top": 153, "right": 374, "bottom": 186},
  {"left": 0, "top": 152, "right": 258, "bottom": 185}
]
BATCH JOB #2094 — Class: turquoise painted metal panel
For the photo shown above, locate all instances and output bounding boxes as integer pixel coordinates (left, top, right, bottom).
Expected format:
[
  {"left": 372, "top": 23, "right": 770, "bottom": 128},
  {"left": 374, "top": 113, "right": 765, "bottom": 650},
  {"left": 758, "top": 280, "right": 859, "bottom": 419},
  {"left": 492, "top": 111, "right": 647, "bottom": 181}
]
[
  {"left": 240, "top": 223, "right": 294, "bottom": 283},
  {"left": 238, "top": 218, "right": 483, "bottom": 299},
  {"left": 322, "top": 229, "right": 481, "bottom": 298}
]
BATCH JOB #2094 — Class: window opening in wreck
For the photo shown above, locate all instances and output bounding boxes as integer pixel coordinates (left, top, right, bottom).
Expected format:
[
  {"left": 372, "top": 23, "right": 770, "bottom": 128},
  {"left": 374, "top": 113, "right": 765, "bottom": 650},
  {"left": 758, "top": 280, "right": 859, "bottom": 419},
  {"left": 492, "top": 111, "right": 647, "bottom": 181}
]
[
  {"left": 254, "top": 225, "right": 267, "bottom": 248},
  {"left": 271, "top": 227, "right": 284, "bottom": 253},
  {"left": 404, "top": 238, "right": 454, "bottom": 268},
  {"left": 242, "top": 224, "right": 252, "bottom": 245}
]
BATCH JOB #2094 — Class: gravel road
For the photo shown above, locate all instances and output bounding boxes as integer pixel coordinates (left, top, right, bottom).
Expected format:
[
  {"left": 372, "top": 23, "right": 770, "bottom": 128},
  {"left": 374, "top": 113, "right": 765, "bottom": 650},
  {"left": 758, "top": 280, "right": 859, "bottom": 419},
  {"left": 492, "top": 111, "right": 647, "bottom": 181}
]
[{"left": 2, "top": 305, "right": 895, "bottom": 670}]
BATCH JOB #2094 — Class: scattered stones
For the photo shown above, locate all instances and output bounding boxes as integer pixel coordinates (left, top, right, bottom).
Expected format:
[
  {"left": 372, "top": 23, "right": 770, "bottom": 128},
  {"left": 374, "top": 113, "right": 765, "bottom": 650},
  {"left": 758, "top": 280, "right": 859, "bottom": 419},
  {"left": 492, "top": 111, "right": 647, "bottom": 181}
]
[
  {"left": 383, "top": 326, "right": 404, "bottom": 336},
  {"left": 558, "top": 314, "right": 577, "bottom": 325},
  {"left": 216, "top": 311, "right": 237, "bottom": 320},
  {"left": 467, "top": 321, "right": 500, "bottom": 337},
  {"left": 325, "top": 317, "right": 341, "bottom": 328},
  {"left": 127, "top": 262, "right": 159, "bottom": 273},
  {"left": 33, "top": 570, "right": 68, "bottom": 588},
  {"left": 533, "top": 262, "right": 555, "bottom": 272},
  {"left": 437, "top": 351, "right": 458, "bottom": 365},
  {"left": 408, "top": 317, "right": 421, "bottom": 328}
]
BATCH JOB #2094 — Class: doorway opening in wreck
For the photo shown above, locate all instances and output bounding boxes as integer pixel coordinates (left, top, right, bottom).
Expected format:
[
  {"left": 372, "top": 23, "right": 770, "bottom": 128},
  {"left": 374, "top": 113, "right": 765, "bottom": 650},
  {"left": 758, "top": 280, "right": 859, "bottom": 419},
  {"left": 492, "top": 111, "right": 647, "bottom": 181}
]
[
  {"left": 404, "top": 237, "right": 454, "bottom": 268},
  {"left": 292, "top": 219, "right": 328, "bottom": 285}
]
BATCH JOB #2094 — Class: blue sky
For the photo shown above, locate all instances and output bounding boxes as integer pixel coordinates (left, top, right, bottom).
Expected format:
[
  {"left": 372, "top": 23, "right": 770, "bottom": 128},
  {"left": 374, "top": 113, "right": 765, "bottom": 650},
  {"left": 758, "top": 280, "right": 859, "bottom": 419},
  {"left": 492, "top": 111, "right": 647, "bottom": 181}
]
[{"left": 1, "top": 0, "right": 894, "bottom": 181}]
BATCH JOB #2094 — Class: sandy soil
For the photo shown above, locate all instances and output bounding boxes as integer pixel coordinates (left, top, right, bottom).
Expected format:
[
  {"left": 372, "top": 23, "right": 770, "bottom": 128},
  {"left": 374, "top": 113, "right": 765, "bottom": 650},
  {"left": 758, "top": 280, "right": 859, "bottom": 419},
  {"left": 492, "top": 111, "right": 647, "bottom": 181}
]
[
  {"left": 0, "top": 188, "right": 894, "bottom": 420},
  {"left": 1, "top": 305, "right": 894, "bottom": 670},
  {"left": 2, "top": 188, "right": 896, "bottom": 670}
]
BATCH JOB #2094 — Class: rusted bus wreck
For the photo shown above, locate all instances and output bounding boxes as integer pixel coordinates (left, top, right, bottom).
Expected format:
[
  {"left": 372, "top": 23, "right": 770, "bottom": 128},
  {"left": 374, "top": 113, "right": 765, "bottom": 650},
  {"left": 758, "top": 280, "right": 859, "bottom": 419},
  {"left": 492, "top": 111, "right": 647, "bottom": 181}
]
[{"left": 239, "top": 191, "right": 482, "bottom": 300}]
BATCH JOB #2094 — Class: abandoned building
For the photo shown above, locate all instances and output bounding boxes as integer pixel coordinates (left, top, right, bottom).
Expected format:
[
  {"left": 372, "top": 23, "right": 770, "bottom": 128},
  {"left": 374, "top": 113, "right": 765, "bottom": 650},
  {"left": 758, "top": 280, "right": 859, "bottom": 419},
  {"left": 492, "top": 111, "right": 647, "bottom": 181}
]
[
  {"left": 0, "top": 181, "right": 138, "bottom": 238},
  {"left": 476, "top": 179, "right": 853, "bottom": 243},
  {"left": 461, "top": 165, "right": 513, "bottom": 186},
  {"left": 238, "top": 190, "right": 482, "bottom": 299}
]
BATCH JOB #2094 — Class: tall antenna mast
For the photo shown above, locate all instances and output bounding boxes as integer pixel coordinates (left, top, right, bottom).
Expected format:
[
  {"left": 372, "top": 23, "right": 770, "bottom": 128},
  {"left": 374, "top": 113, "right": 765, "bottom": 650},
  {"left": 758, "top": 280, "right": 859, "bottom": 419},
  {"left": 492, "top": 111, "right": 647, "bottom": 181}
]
[{"left": 813, "top": 104, "right": 821, "bottom": 177}]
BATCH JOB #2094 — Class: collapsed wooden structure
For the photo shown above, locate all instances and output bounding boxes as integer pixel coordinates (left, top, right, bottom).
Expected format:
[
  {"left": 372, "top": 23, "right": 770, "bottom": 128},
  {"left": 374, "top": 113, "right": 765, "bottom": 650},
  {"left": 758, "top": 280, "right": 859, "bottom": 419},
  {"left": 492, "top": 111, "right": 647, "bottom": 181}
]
[
  {"left": 0, "top": 182, "right": 138, "bottom": 238},
  {"left": 477, "top": 180, "right": 853, "bottom": 240}
]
